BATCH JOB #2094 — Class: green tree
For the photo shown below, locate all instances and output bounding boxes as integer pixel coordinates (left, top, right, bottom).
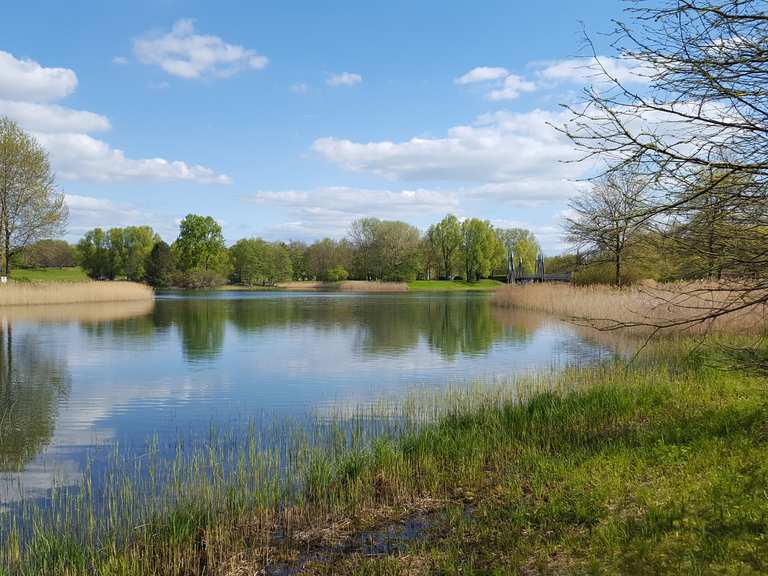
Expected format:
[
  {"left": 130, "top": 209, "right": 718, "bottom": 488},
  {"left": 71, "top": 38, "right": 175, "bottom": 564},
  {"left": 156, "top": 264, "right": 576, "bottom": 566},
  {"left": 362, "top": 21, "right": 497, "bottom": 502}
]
[
  {"left": 230, "top": 238, "right": 293, "bottom": 286},
  {"left": 426, "top": 214, "right": 462, "bottom": 279},
  {"left": 19, "top": 239, "right": 76, "bottom": 268},
  {"left": 173, "top": 214, "right": 229, "bottom": 274},
  {"left": 460, "top": 218, "right": 504, "bottom": 281},
  {"left": 348, "top": 218, "right": 421, "bottom": 281},
  {"left": 77, "top": 228, "right": 112, "bottom": 279},
  {"left": 306, "top": 238, "right": 351, "bottom": 281},
  {"left": 0, "top": 117, "right": 68, "bottom": 275},
  {"left": 496, "top": 228, "right": 540, "bottom": 275},
  {"left": 285, "top": 240, "right": 308, "bottom": 280},
  {"left": 145, "top": 240, "right": 176, "bottom": 288},
  {"left": 120, "top": 226, "right": 158, "bottom": 281},
  {"left": 565, "top": 171, "right": 649, "bottom": 286}
]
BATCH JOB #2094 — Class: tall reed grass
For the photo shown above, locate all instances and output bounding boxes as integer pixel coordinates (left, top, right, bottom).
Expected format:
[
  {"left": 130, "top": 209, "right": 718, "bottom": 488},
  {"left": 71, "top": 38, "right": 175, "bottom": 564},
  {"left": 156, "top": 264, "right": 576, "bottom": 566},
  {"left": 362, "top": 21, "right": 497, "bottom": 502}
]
[
  {"left": 493, "top": 282, "right": 767, "bottom": 334},
  {"left": 0, "top": 281, "right": 154, "bottom": 307}
]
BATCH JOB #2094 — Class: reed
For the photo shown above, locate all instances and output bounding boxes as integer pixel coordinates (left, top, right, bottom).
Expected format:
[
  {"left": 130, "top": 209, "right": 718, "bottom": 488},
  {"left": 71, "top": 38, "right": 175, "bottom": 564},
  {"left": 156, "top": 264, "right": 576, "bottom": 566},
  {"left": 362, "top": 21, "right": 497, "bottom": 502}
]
[
  {"left": 1, "top": 338, "right": 765, "bottom": 574},
  {"left": 492, "top": 282, "right": 768, "bottom": 334},
  {"left": 0, "top": 281, "right": 154, "bottom": 307}
]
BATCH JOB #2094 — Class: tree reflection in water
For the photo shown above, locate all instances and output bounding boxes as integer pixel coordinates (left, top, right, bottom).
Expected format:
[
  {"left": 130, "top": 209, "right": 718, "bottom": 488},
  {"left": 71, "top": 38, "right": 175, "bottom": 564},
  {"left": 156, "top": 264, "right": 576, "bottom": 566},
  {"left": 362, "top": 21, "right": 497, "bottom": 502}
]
[
  {"left": 153, "top": 293, "right": 536, "bottom": 361},
  {"left": 0, "top": 322, "right": 70, "bottom": 471}
]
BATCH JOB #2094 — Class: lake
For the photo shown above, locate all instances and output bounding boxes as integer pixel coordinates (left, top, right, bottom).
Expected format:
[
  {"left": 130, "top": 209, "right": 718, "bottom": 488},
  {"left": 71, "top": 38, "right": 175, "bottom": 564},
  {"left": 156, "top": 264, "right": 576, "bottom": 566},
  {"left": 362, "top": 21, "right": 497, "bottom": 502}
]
[{"left": 0, "top": 291, "right": 611, "bottom": 505}]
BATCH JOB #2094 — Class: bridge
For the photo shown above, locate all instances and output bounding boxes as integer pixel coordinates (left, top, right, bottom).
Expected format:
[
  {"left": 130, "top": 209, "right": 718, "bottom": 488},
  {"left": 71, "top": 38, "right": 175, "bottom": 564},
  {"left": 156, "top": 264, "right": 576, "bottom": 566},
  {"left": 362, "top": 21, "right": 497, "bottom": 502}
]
[{"left": 506, "top": 254, "right": 572, "bottom": 284}]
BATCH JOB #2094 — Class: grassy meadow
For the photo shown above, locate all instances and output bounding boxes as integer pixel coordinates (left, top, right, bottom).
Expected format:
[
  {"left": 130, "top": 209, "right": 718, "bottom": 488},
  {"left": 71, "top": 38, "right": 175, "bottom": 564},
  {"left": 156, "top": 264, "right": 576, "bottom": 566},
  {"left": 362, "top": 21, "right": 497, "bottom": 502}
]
[
  {"left": 8, "top": 267, "right": 90, "bottom": 283},
  {"left": 2, "top": 337, "right": 766, "bottom": 575},
  {"left": 408, "top": 279, "right": 503, "bottom": 291}
]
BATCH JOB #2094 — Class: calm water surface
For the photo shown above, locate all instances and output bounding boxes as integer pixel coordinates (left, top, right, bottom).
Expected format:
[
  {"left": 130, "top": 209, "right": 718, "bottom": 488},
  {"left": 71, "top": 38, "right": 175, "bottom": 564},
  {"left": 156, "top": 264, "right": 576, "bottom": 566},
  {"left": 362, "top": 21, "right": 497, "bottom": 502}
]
[{"left": 0, "top": 291, "right": 611, "bottom": 504}]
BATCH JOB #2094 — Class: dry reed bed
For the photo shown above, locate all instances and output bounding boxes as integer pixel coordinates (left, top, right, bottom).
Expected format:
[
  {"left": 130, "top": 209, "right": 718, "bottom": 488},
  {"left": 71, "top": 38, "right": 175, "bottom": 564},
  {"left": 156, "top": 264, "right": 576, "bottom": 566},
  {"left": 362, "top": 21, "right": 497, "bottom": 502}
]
[
  {"left": 279, "top": 280, "right": 409, "bottom": 292},
  {"left": 492, "top": 282, "right": 767, "bottom": 334},
  {"left": 0, "top": 281, "right": 154, "bottom": 307}
]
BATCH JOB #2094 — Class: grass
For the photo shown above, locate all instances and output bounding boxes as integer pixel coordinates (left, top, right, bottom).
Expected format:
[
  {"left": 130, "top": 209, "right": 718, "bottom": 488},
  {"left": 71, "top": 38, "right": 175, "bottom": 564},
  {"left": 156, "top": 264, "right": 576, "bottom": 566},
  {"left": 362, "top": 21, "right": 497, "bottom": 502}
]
[
  {"left": 2, "top": 338, "right": 767, "bottom": 574},
  {"left": 9, "top": 267, "right": 89, "bottom": 283},
  {"left": 408, "top": 279, "right": 503, "bottom": 292},
  {"left": 493, "top": 282, "right": 768, "bottom": 334},
  {"left": 0, "top": 281, "right": 153, "bottom": 306}
]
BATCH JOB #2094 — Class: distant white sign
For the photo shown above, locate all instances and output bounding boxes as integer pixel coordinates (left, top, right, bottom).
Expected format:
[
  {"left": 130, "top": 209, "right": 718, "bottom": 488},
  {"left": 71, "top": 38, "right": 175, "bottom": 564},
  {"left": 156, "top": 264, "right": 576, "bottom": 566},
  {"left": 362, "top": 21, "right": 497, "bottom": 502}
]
[{"left": 0, "top": 276, "right": 6, "bottom": 284}]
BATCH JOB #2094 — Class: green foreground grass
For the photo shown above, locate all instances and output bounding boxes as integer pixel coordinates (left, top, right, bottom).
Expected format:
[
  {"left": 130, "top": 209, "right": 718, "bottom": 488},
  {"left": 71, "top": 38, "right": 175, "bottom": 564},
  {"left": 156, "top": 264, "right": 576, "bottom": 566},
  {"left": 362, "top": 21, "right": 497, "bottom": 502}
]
[
  {"left": 408, "top": 279, "right": 503, "bottom": 291},
  {"left": 8, "top": 267, "right": 89, "bottom": 282},
  {"left": 3, "top": 340, "right": 767, "bottom": 575}
]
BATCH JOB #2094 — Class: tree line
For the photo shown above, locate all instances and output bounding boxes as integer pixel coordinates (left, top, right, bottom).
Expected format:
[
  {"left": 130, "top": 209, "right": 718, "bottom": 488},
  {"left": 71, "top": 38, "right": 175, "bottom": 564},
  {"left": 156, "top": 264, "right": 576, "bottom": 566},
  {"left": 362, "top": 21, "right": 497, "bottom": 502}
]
[{"left": 70, "top": 214, "right": 542, "bottom": 288}]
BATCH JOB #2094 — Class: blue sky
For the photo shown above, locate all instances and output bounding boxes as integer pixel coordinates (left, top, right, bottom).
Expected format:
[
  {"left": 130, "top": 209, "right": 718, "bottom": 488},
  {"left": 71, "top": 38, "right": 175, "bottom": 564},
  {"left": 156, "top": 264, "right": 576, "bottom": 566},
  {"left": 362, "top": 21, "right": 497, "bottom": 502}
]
[{"left": 0, "top": 1, "right": 636, "bottom": 252}]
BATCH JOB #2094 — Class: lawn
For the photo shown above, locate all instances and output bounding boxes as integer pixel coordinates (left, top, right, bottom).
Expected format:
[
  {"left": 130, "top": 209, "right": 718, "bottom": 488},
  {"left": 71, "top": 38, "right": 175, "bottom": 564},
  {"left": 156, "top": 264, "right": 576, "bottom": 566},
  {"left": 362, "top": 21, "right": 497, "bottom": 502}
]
[
  {"left": 9, "top": 267, "right": 89, "bottom": 282},
  {"left": 408, "top": 279, "right": 504, "bottom": 291}
]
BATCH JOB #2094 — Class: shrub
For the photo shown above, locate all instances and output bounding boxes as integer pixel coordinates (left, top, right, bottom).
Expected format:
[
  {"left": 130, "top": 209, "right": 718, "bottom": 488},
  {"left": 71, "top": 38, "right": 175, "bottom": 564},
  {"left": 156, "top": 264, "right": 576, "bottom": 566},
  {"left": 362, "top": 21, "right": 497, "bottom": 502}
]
[
  {"left": 326, "top": 265, "right": 349, "bottom": 282},
  {"left": 172, "top": 270, "right": 225, "bottom": 289}
]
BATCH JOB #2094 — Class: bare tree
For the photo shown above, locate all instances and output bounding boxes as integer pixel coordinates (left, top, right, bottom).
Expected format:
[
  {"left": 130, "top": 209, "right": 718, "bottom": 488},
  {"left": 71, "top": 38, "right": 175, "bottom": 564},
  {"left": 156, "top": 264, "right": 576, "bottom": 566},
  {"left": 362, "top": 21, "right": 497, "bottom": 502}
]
[
  {"left": 559, "top": 0, "right": 768, "bottom": 335},
  {"left": 0, "top": 117, "right": 67, "bottom": 275},
  {"left": 565, "top": 170, "right": 649, "bottom": 286}
]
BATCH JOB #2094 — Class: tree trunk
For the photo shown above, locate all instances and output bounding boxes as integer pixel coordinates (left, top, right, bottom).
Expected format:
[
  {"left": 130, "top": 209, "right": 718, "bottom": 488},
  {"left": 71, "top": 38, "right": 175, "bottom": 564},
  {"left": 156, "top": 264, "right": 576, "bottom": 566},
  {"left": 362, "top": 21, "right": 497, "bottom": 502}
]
[{"left": 4, "top": 228, "right": 10, "bottom": 276}]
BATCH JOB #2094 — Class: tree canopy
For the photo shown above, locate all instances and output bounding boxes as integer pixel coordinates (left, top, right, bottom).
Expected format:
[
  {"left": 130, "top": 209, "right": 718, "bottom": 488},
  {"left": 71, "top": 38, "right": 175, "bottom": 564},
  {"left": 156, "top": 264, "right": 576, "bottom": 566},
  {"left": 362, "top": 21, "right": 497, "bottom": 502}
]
[{"left": 0, "top": 117, "right": 67, "bottom": 275}]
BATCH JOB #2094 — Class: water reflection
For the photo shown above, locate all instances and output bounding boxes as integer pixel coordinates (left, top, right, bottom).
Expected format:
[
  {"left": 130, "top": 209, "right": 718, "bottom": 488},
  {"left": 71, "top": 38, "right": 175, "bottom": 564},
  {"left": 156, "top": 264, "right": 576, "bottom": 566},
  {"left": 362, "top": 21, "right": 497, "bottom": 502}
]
[
  {"left": 0, "top": 292, "right": 619, "bottom": 505},
  {"left": 0, "top": 323, "right": 70, "bottom": 471},
  {"left": 153, "top": 292, "right": 528, "bottom": 361}
]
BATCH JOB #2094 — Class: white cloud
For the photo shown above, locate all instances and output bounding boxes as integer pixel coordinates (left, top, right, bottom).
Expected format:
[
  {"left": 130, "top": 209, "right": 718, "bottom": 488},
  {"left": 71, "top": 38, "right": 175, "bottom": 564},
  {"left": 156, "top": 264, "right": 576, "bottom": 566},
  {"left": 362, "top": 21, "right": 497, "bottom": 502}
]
[
  {"left": 487, "top": 74, "right": 537, "bottom": 101},
  {"left": 64, "top": 194, "right": 180, "bottom": 238},
  {"left": 0, "top": 49, "right": 229, "bottom": 185},
  {"left": 468, "top": 179, "right": 591, "bottom": 207},
  {"left": 455, "top": 66, "right": 509, "bottom": 85},
  {"left": 0, "top": 50, "right": 78, "bottom": 102},
  {"left": 312, "top": 109, "right": 584, "bottom": 183},
  {"left": 133, "top": 19, "right": 268, "bottom": 79},
  {"left": 112, "top": 56, "right": 129, "bottom": 66},
  {"left": 0, "top": 100, "right": 110, "bottom": 133},
  {"left": 38, "top": 132, "right": 231, "bottom": 184},
  {"left": 246, "top": 186, "right": 457, "bottom": 239},
  {"left": 326, "top": 72, "right": 362, "bottom": 87},
  {"left": 536, "top": 56, "right": 651, "bottom": 86}
]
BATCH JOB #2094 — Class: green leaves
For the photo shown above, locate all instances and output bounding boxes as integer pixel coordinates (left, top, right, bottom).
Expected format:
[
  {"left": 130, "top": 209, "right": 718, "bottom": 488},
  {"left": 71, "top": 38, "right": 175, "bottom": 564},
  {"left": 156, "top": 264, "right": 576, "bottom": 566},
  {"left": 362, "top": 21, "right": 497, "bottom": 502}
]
[{"left": 173, "top": 214, "right": 229, "bottom": 275}]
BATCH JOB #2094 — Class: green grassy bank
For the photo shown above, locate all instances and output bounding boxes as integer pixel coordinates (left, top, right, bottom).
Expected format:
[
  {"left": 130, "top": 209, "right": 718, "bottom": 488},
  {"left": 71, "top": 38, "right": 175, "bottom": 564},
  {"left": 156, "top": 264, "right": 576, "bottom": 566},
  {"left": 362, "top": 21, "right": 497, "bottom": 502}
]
[
  {"left": 408, "top": 279, "right": 503, "bottom": 291},
  {"left": 3, "top": 340, "right": 766, "bottom": 575},
  {"left": 9, "top": 267, "right": 89, "bottom": 283}
]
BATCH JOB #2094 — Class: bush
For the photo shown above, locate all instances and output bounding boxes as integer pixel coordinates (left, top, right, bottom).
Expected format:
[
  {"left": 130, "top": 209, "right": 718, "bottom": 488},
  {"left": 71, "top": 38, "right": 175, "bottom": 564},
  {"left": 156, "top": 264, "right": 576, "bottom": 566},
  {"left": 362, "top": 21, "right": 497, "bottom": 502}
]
[
  {"left": 326, "top": 265, "right": 349, "bottom": 282},
  {"left": 172, "top": 269, "right": 226, "bottom": 289}
]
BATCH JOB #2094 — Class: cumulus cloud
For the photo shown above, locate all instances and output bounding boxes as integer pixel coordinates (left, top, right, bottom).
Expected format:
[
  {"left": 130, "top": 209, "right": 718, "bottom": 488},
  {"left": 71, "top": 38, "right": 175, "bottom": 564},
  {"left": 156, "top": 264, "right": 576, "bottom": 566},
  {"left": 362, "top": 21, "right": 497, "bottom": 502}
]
[
  {"left": 455, "top": 66, "right": 536, "bottom": 101},
  {"left": 65, "top": 194, "right": 180, "bottom": 237},
  {"left": 455, "top": 66, "right": 509, "bottom": 84},
  {"left": 486, "top": 74, "right": 537, "bottom": 101},
  {"left": 245, "top": 186, "right": 457, "bottom": 239},
  {"left": 467, "top": 179, "right": 591, "bottom": 208},
  {"left": 0, "top": 50, "right": 77, "bottom": 102},
  {"left": 112, "top": 56, "right": 129, "bottom": 66},
  {"left": 38, "top": 132, "right": 231, "bottom": 184},
  {"left": 133, "top": 19, "right": 268, "bottom": 79},
  {"left": 312, "top": 109, "right": 584, "bottom": 183},
  {"left": 0, "top": 100, "right": 110, "bottom": 133},
  {"left": 0, "top": 49, "right": 229, "bottom": 184},
  {"left": 535, "top": 55, "right": 652, "bottom": 85},
  {"left": 326, "top": 72, "right": 362, "bottom": 87}
]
